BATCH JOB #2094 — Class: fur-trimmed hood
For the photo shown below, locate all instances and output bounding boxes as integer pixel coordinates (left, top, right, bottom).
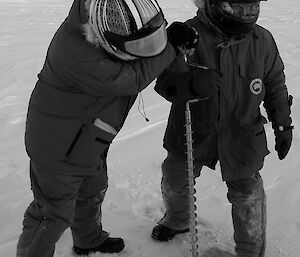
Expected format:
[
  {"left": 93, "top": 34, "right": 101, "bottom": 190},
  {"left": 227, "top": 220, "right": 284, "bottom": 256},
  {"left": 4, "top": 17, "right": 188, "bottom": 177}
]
[
  {"left": 66, "top": 0, "right": 89, "bottom": 29},
  {"left": 65, "top": 0, "right": 99, "bottom": 46}
]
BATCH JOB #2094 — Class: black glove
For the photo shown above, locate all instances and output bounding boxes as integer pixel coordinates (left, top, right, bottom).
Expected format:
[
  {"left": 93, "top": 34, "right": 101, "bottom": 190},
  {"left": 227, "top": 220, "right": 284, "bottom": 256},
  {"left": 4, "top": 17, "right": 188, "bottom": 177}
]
[
  {"left": 167, "top": 22, "right": 199, "bottom": 54},
  {"left": 274, "top": 126, "right": 293, "bottom": 160},
  {"left": 158, "top": 69, "right": 219, "bottom": 103}
]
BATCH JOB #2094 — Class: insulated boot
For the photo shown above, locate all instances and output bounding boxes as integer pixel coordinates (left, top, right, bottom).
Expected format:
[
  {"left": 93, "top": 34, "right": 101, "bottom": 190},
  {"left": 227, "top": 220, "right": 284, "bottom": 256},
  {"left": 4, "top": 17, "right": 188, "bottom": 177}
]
[
  {"left": 73, "top": 237, "right": 125, "bottom": 255},
  {"left": 151, "top": 224, "right": 189, "bottom": 241}
]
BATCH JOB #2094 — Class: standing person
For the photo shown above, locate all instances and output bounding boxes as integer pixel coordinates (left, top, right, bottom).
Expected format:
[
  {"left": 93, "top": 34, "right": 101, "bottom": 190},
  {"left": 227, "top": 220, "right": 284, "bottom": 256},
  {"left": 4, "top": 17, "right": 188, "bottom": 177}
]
[
  {"left": 151, "top": 0, "right": 294, "bottom": 257},
  {"left": 16, "top": 0, "right": 200, "bottom": 256}
]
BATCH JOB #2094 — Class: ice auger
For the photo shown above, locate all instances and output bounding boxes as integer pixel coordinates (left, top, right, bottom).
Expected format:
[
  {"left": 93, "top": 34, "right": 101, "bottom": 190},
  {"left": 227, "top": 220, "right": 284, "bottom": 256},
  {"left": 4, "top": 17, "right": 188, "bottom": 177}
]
[
  {"left": 185, "top": 99, "right": 200, "bottom": 257},
  {"left": 185, "top": 99, "right": 209, "bottom": 257},
  {"left": 183, "top": 49, "right": 210, "bottom": 256}
]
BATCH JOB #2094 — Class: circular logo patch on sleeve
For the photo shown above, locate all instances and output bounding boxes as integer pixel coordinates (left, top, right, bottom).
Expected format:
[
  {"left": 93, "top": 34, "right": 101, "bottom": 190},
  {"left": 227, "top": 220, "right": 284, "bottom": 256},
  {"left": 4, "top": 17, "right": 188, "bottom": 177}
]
[{"left": 249, "top": 78, "right": 263, "bottom": 95}]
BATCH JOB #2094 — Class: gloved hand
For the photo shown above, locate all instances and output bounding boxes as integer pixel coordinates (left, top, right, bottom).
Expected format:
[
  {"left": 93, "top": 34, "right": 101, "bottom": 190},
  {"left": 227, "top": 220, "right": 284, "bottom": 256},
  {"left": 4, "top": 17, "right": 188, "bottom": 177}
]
[
  {"left": 155, "top": 68, "right": 219, "bottom": 103},
  {"left": 167, "top": 22, "right": 199, "bottom": 54},
  {"left": 274, "top": 126, "right": 293, "bottom": 160}
]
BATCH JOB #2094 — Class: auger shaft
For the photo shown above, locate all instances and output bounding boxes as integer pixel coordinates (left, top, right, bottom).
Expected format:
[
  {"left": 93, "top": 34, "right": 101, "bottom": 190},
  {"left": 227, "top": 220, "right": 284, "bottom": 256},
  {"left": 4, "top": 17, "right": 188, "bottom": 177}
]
[{"left": 185, "top": 99, "right": 200, "bottom": 257}]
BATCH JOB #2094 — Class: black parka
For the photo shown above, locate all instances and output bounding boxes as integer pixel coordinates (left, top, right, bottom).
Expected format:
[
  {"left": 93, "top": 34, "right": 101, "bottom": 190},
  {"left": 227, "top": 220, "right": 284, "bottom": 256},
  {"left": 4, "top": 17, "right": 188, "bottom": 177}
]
[
  {"left": 25, "top": 0, "right": 176, "bottom": 174},
  {"left": 155, "top": 10, "right": 292, "bottom": 181}
]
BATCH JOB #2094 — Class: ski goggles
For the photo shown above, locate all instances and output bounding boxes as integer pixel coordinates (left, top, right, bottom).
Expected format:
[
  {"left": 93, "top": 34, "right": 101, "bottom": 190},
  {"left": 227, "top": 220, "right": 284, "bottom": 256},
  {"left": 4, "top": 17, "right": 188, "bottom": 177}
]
[{"left": 104, "top": 11, "right": 168, "bottom": 58}]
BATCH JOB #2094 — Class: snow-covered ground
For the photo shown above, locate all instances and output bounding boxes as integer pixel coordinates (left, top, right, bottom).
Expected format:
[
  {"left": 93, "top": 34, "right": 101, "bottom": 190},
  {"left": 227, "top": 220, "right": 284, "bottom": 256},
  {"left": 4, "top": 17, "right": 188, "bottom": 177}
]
[{"left": 0, "top": 0, "right": 299, "bottom": 256}]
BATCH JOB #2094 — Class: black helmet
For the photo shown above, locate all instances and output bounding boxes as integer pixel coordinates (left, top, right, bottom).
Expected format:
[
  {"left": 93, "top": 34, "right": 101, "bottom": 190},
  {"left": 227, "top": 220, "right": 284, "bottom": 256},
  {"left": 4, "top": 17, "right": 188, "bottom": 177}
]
[
  {"left": 88, "top": 0, "right": 167, "bottom": 60},
  {"left": 206, "top": 0, "right": 266, "bottom": 36}
]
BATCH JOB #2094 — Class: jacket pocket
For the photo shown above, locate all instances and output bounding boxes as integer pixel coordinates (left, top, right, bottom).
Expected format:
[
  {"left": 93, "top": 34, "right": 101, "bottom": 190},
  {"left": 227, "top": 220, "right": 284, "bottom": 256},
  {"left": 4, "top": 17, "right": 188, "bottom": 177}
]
[
  {"left": 65, "top": 122, "right": 116, "bottom": 167},
  {"left": 241, "top": 116, "right": 270, "bottom": 165}
]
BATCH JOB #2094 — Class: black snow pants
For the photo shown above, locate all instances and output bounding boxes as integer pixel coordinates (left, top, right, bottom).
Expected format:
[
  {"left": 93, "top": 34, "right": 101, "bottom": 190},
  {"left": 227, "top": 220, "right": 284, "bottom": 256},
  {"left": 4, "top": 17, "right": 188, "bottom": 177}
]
[
  {"left": 16, "top": 160, "right": 109, "bottom": 257},
  {"left": 158, "top": 153, "right": 266, "bottom": 257}
]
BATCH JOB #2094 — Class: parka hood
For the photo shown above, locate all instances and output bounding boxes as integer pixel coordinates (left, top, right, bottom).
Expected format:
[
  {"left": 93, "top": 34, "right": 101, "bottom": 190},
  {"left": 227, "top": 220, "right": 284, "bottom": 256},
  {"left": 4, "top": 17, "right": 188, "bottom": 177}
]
[
  {"left": 66, "top": 0, "right": 98, "bottom": 46},
  {"left": 192, "top": 0, "right": 219, "bottom": 34},
  {"left": 192, "top": 1, "right": 226, "bottom": 37},
  {"left": 192, "top": 0, "right": 259, "bottom": 38},
  {"left": 66, "top": 0, "right": 89, "bottom": 30}
]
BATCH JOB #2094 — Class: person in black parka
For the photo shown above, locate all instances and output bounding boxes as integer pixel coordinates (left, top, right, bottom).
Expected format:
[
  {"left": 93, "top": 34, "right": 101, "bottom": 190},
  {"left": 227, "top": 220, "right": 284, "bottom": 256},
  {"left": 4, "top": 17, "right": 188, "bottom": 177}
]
[
  {"left": 16, "top": 0, "right": 202, "bottom": 256},
  {"left": 151, "top": 1, "right": 294, "bottom": 257}
]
